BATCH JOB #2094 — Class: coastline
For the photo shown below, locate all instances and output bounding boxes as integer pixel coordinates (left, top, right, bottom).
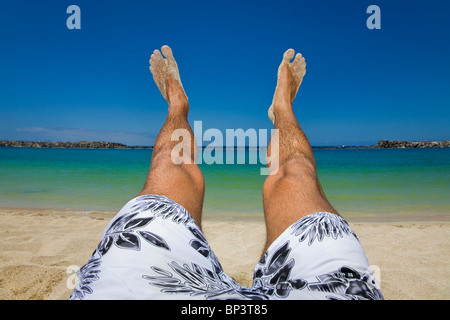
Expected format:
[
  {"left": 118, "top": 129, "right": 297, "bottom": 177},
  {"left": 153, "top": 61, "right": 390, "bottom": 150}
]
[
  {"left": 0, "top": 206, "right": 449, "bottom": 300},
  {"left": 1, "top": 139, "right": 449, "bottom": 149},
  {"left": 0, "top": 140, "right": 152, "bottom": 150}
]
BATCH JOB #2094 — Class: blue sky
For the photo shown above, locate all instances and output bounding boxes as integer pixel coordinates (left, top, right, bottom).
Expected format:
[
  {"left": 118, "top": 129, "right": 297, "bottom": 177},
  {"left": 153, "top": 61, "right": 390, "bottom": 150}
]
[{"left": 0, "top": 0, "right": 449, "bottom": 146}]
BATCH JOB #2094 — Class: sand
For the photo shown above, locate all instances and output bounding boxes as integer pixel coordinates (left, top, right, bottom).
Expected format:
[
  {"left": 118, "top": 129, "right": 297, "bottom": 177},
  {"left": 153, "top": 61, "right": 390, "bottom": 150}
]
[{"left": 0, "top": 207, "right": 449, "bottom": 300}]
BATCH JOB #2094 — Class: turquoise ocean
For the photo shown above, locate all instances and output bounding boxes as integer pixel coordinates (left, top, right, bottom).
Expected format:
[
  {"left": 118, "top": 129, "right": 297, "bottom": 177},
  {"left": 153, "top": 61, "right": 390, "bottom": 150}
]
[{"left": 0, "top": 147, "right": 448, "bottom": 222}]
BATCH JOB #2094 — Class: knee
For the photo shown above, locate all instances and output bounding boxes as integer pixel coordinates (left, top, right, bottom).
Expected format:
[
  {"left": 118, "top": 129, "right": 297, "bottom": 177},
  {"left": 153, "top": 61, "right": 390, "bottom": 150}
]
[
  {"left": 152, "top": 146, "right": 203, "bottom": 180},
  {"left": 151, "top": 146, "right": 173, "bottom": 167},
  {"left": 141, "top": 153, "right": 204, "bottom": 197},
  {"left": 282, "top": 154, "right": 317, "bottom": 179},
  {"left": 270, "top": 153, "right": 317, "bottom": 182},
  {"left": 263, "top": 154, "right": 317, "bottom": 193}
]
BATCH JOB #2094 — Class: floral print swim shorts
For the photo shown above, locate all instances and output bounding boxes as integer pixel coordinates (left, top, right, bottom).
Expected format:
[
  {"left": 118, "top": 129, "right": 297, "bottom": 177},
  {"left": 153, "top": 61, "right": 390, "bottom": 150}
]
[{"left": 69, "top": 195, "right": 383, "bottom": 300}]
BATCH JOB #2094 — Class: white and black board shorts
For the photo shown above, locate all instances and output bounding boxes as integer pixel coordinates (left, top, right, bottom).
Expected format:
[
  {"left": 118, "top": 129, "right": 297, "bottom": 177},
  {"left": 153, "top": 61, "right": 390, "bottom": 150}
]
[{"left": 69, "top": 195, "right": 383, "bottom": 300}]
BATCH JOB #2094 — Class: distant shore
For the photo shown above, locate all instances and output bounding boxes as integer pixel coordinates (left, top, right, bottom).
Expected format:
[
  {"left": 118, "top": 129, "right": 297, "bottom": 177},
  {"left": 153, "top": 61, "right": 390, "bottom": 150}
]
[
  {"left": 314, "top": 140, "right": 449, "bottom": 149},
  {"left": 0, "top": 140, "right": 152, "bottom": 149},
  {"left": 0, "top": 139, "right": 449, "bottom": 149}
]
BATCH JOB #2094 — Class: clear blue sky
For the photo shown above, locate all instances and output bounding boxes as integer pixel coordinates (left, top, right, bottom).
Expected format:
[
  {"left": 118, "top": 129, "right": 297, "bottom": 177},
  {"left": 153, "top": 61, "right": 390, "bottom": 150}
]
[{"left": 0, "top": 0, "right": 449, "bottom": 146}]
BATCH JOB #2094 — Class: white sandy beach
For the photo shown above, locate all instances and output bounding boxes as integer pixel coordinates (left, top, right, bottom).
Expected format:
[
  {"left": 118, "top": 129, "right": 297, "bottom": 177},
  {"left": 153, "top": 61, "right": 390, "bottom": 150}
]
[{"left": 0, "top": 207, "right": 448, "bottom": 300}]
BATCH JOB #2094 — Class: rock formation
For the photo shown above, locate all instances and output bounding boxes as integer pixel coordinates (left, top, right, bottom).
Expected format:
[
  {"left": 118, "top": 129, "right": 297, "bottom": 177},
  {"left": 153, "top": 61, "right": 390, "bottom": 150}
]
[
  {"left": 0, "top": 140, "right": 150, "bottom": 149},
  {"left": 375, "top": 140, "right": 449, "bottom": 148}
]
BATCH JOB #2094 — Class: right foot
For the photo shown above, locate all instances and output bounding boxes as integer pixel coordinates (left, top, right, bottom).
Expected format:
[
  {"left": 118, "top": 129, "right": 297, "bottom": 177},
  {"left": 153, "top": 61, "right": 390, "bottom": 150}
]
[
  {"left": 149, "top": 45, "right": 188, "bottom": 110},
  {"left": 268, "top": 49, "right": 306, "bottom": 123}
]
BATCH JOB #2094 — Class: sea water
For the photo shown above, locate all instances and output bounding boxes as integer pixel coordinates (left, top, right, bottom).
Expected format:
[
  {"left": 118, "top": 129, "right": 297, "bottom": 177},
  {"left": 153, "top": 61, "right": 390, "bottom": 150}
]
[{"left": 0, "top": 147, "right": 448, "bottom": 221}]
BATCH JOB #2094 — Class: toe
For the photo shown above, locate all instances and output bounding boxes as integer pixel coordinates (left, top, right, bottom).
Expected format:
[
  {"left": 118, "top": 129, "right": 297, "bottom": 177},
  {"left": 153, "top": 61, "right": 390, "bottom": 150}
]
[
  {"left": 292, "top": 53, "right": 302, "bottom": 70},
  {"left": 293, "top": 53, "right": 303, "bottom": 66},
  {"left": 161, "top": 45, "right": 175, "bottom": 61},
  {"left": 283, "top": 49, "right": 295, "bottom": 63},
  {"left": 300, "top": 60, "right": 306, "bottom": 69},
  {"left": 300, "top": 61, "right": 306, "bottom": 75},
  {"left": 294, "top": 54, "right": 306, "bottom": 72},
  {"left": 153, "top": 49, "right": 163, "bottom": 58},
  {"left": 150, "top": 50, "right": 163, "bottom": 66},
  {"left": 151, "top": 50, "right": 163, "bottom": 63}
]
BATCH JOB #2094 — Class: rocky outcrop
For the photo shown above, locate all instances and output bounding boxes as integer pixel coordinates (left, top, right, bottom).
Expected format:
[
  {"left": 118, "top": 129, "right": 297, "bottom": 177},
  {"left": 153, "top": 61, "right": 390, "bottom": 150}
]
[
  {"left": 376, "top": 140, "right": 449, "bottom": 149},
  {"left": 0, "top": 140, "right": 151, "bottom": 149}
]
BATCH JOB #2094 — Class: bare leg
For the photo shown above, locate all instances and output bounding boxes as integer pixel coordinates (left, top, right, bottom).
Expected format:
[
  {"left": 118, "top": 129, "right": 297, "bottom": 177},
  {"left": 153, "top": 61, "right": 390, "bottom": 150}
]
[
  {"left": 139, "top": 45, "right": 205, "bottom": 228},
  {"left": 263, "top": 49, "right": 338, "bottom": 252}
]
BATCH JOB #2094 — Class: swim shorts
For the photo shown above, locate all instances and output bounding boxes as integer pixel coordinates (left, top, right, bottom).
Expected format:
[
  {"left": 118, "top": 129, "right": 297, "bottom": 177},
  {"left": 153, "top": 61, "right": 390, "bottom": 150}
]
[{"left": 69, "top": 194, "right": 383, "bottom": 300}]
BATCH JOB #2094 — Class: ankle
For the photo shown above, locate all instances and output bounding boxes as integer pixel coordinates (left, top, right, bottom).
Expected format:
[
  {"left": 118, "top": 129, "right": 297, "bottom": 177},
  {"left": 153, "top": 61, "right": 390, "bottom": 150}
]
[
  {"left": 272, "top": 87, "right": 293, "bottom": 109},
  {"left": 168, "top": 102, "right": 189, "bottom": 117},
  {"left": 272, "top": 101, "right": 293, "bottom": 119}
]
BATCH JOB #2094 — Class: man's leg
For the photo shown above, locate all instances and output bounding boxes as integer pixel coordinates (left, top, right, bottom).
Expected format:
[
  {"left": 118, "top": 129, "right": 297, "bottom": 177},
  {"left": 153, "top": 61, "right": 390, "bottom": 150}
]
[
  {"left": 139, "top": 45, "right": 205, "bottom": 228},
  {"left": 263, "top": 49, "right": 338, "bottom": 252}
]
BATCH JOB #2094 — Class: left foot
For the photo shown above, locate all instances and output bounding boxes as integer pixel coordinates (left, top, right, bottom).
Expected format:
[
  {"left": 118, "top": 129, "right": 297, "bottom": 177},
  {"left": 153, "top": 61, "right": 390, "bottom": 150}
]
[{"left": 149, "top": 45, "right": 188, "bottom": 109}]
